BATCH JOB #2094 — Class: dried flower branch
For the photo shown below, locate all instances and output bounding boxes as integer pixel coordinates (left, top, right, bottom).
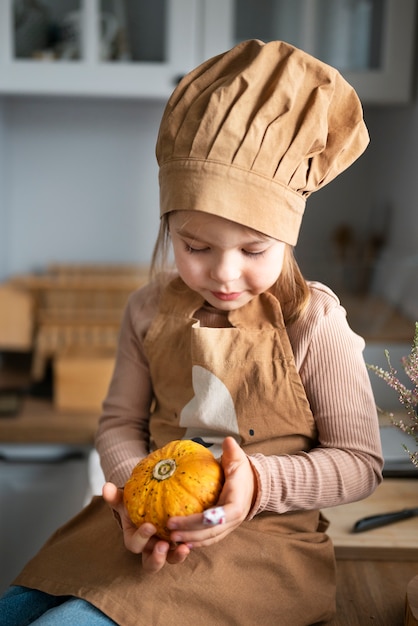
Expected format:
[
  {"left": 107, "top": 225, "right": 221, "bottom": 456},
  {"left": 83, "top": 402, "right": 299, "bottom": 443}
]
[{"left": 367, "top": 321, "right": 418, "bottom": 468}]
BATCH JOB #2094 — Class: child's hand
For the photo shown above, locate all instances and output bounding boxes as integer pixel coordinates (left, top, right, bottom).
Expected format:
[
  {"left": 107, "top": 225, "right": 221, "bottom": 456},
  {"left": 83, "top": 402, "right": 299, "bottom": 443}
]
[
  {"left": 166, "top": 437, "right": 257, "bottom": 548},
  {"left": 102, "top": 482, "right": 191, "bottom": 573}
]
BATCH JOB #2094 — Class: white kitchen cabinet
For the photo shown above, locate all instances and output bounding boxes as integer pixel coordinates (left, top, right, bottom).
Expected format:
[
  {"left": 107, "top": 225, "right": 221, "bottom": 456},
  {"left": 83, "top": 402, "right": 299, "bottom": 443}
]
[
  {"left": 0, "top": 0, "right": 201, "bottom": 98},
  {"left": 0, "top": 0, "right": 415, "bottom": 103},
  {"left": 201, "top": 0, "right": 417, "bottom": 105}
]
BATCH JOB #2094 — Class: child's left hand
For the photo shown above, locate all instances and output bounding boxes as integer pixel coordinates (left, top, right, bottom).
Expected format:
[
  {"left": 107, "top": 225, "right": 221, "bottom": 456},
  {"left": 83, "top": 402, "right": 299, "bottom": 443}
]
[
  {"left": 167, "top": 436, "right": 257, "bottom": 548},
  {"left": 103, "top": 481, "right": 191, "bottom": 573}
]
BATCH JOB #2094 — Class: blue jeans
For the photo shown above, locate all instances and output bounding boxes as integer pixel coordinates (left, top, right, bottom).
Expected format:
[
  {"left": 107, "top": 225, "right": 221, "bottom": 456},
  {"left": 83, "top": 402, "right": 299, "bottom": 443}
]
[{"left": 0, "top": 586, "right": 117, "bottom": 626}]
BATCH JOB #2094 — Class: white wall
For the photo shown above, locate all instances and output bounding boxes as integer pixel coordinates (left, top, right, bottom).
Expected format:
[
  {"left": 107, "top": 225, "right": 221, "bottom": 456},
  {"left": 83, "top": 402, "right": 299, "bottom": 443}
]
[
  {"left": 296, "top": 98, "right": 418, "bottom": 323},
  {"left": 0, "top": 101, "right": 7, "bottom": 276},
  {"left": 1, "top": 96, "right": 165, "bottom": 278},
  {"left": 365, "top": 104, "right": 418, "bottom": 321},
  {"left": 296, "top": 143, "right": 373, "bottom": 283}
]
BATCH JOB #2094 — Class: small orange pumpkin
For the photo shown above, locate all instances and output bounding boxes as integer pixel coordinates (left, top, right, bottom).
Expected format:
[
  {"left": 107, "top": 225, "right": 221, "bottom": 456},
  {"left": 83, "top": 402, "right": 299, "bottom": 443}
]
[{"left": 123, "top": 439, "right": 224, "bottom": 541}]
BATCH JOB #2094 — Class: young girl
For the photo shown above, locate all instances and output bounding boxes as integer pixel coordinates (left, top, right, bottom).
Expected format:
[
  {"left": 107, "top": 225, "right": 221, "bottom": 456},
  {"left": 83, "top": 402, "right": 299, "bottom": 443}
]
[{"left": 1, "top": 39, "right": 383, "bottom": 625}]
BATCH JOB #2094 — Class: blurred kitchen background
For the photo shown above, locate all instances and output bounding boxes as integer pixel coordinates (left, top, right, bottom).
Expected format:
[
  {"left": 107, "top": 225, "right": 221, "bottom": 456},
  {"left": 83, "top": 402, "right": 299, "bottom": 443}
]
[{"left": 0, "top": 0, "right": 417, "bottom": 592}]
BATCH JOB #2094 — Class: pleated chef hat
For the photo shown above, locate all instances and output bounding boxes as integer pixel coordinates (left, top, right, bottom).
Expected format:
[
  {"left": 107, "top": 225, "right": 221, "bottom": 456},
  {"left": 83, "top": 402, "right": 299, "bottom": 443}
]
[{"left": 156, "top": 39, "right": 369, "bottom": 245}]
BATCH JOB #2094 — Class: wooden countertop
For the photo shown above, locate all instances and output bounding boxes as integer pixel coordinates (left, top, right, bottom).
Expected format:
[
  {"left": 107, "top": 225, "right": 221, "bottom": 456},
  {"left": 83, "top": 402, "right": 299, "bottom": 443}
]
[
  {"left": 327, "top": 478, "right": 418, "bottom": 560},
  {"left": 328, "top": 479, "right": 418, "bottom": 624},
  {"left": 0, "top": 397, "right": 99, "bottom": 445}
]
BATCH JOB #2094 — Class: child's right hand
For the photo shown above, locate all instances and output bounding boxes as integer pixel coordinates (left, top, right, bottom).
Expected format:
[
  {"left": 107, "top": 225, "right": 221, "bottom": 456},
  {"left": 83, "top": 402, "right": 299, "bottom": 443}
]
[{"left": 102, "top": 482, "right": 191, "bottom": 573}]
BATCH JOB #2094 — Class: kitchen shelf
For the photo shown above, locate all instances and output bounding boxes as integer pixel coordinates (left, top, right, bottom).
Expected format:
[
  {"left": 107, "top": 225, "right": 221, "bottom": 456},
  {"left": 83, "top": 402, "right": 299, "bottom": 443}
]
[
  {"left": 0, "top": 397, "right": 99, "bottom": 445},
  {"left": 341, "top": 293, "right": 416, "bottom": 343}
]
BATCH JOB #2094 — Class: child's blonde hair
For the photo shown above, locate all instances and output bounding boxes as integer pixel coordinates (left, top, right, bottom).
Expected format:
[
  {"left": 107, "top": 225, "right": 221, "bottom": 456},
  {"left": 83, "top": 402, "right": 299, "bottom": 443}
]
[{"left": 150, "top": 214, "right": 310, "bottom": 326}]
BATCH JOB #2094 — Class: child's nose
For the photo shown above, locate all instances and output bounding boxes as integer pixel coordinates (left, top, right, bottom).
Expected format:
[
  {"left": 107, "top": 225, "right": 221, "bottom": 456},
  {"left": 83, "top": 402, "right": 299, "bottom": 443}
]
[{"left": 210, "top": 253, "right": 241, "bottom": 283}]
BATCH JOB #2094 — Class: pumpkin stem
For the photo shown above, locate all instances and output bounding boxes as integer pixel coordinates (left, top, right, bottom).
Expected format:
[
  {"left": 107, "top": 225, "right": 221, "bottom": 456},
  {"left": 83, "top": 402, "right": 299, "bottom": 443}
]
[{"left": 153, "top": 458, "right": 176, "bottom": 480}]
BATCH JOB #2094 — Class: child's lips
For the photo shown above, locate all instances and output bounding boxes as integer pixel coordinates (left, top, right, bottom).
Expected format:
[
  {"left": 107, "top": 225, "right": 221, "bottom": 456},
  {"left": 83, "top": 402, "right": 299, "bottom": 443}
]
[{"left": 211, "top": 291, "right": 242, "bottom": 301}]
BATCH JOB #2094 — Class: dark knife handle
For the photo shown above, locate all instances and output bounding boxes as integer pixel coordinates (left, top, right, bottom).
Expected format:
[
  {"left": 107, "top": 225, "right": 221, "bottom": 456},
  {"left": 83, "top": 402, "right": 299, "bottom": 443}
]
[{"left": 353, "top": 509, "right": 417, "bottom": 533}]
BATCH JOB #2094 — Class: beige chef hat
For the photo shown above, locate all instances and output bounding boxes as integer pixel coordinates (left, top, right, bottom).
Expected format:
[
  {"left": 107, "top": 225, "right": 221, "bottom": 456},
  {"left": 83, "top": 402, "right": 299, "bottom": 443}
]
[{"left": 156, "top": 39, "right": 369, "bottom": 245}]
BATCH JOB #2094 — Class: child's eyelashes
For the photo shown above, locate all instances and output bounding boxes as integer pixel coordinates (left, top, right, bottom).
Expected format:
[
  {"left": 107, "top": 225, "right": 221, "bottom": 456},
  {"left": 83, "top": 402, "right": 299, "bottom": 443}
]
[
  {"left": 184, "top": 244, "right": 208, "bottom": 254},
  {"left": 242, "top": 249, "right": 266, "bottom": 258},
  {"left": 183, "top": 243, "right": 266, "bottom": 258}
]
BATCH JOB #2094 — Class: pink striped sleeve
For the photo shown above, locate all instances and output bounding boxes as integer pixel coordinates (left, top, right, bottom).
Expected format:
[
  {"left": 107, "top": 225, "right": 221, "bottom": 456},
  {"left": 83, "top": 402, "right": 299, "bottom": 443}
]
[{"left": 248, "top": 283, "right": 383, "bottom": 517}]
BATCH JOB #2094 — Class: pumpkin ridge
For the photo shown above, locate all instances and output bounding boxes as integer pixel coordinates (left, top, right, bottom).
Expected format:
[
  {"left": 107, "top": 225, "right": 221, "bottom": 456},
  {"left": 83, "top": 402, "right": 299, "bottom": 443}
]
[{"left": 165, "top": 479, "right": 203, "bottom": 515}]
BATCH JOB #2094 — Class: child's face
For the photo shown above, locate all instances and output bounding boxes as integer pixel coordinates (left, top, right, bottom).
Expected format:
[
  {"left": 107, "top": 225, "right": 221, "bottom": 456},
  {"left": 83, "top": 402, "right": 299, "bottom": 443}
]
[{"left": 169, "top": 211, "right": 286, "bottom": 311}]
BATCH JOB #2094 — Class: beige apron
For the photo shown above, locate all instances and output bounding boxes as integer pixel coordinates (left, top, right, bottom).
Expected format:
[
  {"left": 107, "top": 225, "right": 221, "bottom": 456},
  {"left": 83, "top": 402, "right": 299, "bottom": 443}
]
[{"left": 15, "top": 278, "right": 336, "bottom": 625}]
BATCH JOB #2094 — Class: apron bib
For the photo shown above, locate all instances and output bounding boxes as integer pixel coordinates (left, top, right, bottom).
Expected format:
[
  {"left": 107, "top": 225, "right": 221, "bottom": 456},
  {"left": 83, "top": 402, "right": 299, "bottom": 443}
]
[
  {"left": 15, "top": 278, "right": 336, "bottom": 625},
  {"left": 144, "top": 277, "right": 317, "bottom": 459}
]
